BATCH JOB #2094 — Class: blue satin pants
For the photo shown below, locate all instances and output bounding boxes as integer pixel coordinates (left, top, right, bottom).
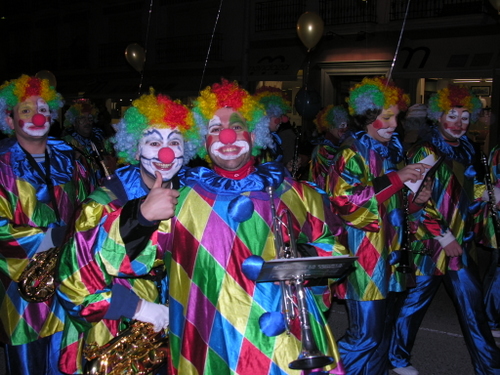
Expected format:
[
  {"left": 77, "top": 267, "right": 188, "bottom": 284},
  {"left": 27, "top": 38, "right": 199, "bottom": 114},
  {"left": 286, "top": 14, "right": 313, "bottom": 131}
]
[
  {"left": 389, "top": 269, "right": 500, "bottom": 375},
  {"left": 483, "top": 250, "right": 500, "bottom": 331},
  {"left": 4, "top": 331, "right": 64, "bottom": 375},
  {"left": 338, "top": 296, "right": 398, "bottom": 375}
]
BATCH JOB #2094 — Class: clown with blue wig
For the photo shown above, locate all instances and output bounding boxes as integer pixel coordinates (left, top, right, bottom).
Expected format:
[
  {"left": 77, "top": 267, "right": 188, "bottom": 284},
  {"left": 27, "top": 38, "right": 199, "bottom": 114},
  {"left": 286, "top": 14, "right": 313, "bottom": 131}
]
[
  {"left": 56, "top": 89, "right": 203, "bottom": 374},
  {"left": 0, "top": 74, "right": 93, "bottom": 375},
  {"left": 389, "top": 85, "right": 500, "bottom": 375}
]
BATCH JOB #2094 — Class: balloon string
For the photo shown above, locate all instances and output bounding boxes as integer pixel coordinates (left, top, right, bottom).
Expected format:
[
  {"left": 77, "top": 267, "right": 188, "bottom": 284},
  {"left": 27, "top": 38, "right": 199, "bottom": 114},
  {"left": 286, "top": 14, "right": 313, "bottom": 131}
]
[
  {"left": 199, "top": 0, "right": 224, "bottom": 93},
  {"left": 387, "top": 0, "right": 411, "bottom": 84},
  {"left": 138, "top": 0, "right": 154, "bottom": 96}
]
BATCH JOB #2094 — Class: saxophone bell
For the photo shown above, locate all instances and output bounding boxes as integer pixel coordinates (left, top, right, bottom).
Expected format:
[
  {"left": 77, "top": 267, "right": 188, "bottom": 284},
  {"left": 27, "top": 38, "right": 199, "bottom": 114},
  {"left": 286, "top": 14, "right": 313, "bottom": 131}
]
[{"left": 18, "top": 247, "right": 59, "bottom": 303}]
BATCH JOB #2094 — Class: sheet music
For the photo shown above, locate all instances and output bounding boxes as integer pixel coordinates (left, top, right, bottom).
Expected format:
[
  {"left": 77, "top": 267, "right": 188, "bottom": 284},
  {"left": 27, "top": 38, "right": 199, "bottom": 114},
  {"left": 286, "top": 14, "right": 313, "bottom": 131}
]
[{"left": 404, "top": 154, "right": 437, "bottom": 193}]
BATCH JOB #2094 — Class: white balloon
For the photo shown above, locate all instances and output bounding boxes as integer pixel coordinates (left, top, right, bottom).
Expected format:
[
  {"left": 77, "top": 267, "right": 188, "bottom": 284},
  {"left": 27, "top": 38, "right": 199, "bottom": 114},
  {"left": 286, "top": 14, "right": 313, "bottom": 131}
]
[
  {"left": 35, "top": 70, "right": 57, "bottom": 88},
  {"left": 296, "top": 12, "right": 324, "bottom": 51}
]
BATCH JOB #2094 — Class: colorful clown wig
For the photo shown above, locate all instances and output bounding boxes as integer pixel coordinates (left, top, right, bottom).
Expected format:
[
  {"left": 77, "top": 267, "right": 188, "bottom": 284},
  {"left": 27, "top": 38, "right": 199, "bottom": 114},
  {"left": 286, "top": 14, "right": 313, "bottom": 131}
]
[
  {"left": 64, "top": 99, "right": 99, "bottom": 128},
  {"left": 0, "top": 74, "right": 64, "bottom": 134},
  {"left": 253, "top": 86, "right": 291, "bottom": 119},
  {"left": 192, "top": 79, "right": 273, "bottom": 158},
  {"left": 112, "top": 88, "right": 203, "bottom": 165},
  {"left": 347, "top": 76, "right": 410, "bottom": 116},
  {"left": 427, "top": 84, "right": 483, "bottom": 123},
  {"left": 314, "top": 104, "right": 349, "bottom": 133}
]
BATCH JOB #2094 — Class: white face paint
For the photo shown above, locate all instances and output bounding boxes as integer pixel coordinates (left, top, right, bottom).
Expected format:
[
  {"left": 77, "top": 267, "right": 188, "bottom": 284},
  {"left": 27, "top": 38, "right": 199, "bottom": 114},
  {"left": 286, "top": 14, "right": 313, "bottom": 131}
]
[
  {"left": 440, "top": 108, "right": 469, "bottom": 140},
  {"left": 377, "top": 128, "right": 394, "bottom": 140},
  {"left": 14, "top": 97, "right": 51, "bottom": 137},
  {"left": 137, "top": 127, "right": 184, "bottom": 181}
]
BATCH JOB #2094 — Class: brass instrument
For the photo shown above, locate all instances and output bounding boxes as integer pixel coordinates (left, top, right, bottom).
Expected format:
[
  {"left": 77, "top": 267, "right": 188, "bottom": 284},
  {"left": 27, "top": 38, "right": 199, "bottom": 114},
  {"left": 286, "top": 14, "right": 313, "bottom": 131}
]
[
  {"left": 83, "top": 321, "right": 169, "bottom": 375},
  {"left": 396, "top": 188, "right": 412, "bottom": 274},
  {"left": 481, "top": 153, "right": 500, "bottom": 266},
  {"left": 91, "top": 141, "right": 112, "bottom": 180},
  {"left": 18, "top": 246, "right": 59, "bottom": 303},
  {"left": 266, "top": 186, "right": 334, "bottom": 370}
]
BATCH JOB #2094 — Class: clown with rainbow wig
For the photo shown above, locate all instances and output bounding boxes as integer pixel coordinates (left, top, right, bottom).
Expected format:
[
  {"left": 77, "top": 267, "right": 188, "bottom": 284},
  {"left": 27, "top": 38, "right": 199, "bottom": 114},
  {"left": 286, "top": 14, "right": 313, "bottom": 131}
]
[
  {"left": 62, "top": 99, "right": 116, "bottom": 185},
  {"left": 253, "top": 85, "right": 292, "bottom": 165},
  {"left": 98, "top": 79, "right": 349, "bottom": 374},
  {"left": 389, "top": 85, "right": 500, "bottom": 375},
  {"left": 326, "top": 76, "right": 434, "bottom": 375},
  {"left": 0, "top": 74, "right": 93, "bottom": 375},
  {"left": 56, "top": 89, "right": 202, "bottom": 374},
  {"left": 308, "top": 104, "right": 349, "bottom": 191}
]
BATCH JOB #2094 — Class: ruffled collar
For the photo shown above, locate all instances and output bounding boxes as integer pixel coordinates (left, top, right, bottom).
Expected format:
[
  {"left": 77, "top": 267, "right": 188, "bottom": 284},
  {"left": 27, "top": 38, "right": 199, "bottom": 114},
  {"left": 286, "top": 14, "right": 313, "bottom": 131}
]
[
  {"left": 353, "top": 130, "right": 404, "bottom": 164},
  {"left": 424, "top": 126, "right": 475, "bottom": 164},
  {"left": 184, "top": 162, "right": 285, "bottom": 195}
]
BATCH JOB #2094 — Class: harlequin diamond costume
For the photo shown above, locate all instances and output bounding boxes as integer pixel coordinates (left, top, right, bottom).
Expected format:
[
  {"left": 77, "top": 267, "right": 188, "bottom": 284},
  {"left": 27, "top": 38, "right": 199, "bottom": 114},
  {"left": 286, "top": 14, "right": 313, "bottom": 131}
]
[
  {"left": 308, "top": 105, "right": 349, "bottom": 191},
  {"left": 0, "top": 75, "right": 92, "bottom": 375},
  {"left": 389, "top": 85, "right": 500, "bottom": 375},
  {"left": 326, "top": 77, "right": 412, "bottom": 374},
  {"left": 90, "top": 80, "right": 347, "bottom": 374},
  {"left": 56, "top": 90, "right": 202, "bottom": 374}
]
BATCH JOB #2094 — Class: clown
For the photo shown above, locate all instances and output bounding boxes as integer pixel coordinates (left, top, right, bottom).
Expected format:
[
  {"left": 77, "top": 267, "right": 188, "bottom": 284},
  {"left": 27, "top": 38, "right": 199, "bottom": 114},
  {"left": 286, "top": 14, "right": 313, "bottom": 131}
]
[
  {"left": 63, "top": 99, "right": 116, "bottom": 185},
  {"left": 90, "top": 79, "right": 349, "bottom": 374},
  {"left": 253, "top": 86, "right": 292, "bottom": 166},
  {"left": 0, "top": 74, "right": 92, "bottom": 375},
  {"left": 389, "top": 85, "right": 500, "bottom": 375},
  {"left": 308, "top": 104, "right": 350, "bottom": 191},
  {"left": 56, "top": 89, "right": 202, "bottom": 374},
  {"left": 327, "top": 76, "right": 432, "bottom": 375}
]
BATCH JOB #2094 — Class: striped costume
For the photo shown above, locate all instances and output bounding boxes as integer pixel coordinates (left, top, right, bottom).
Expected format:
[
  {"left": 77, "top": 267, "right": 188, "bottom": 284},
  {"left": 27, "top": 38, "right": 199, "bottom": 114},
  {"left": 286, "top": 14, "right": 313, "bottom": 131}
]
[
  {"left": 309, "top": 133, "right": 341, "bottom": 194},
  {"left": 389, "top": 127, "right": 500, "bottom": 374}
]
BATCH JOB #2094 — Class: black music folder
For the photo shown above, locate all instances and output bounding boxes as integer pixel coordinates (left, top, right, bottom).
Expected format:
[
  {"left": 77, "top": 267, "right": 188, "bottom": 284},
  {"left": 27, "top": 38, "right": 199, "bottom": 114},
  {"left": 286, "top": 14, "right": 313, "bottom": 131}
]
[{"left": 255, "top": 255, "right": 357, "bottom": 282}]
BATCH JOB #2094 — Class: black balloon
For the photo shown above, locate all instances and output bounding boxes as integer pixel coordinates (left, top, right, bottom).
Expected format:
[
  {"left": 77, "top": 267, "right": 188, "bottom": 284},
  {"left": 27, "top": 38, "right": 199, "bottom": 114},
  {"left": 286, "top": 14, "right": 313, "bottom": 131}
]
[{"left": 294, "top": 88, "right": 322, "bottom": 119}]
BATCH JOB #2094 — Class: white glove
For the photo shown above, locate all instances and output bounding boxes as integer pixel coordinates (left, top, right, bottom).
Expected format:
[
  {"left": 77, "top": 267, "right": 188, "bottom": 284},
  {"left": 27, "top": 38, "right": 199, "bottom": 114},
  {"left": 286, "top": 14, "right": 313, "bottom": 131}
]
[{"left": 132, "top": 299, "right": 169, "bottom": 332}]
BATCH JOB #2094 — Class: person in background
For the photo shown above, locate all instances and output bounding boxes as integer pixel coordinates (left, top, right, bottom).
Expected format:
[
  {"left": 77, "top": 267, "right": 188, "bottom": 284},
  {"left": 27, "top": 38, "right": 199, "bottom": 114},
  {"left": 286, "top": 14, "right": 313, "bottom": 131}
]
[
  {"left": 480, "top": 144, "right": 500, "bottom": 339},
  {"left": 389, "top": 85, "right": 500, "bottom": 375},
  {"left": 327, "top": 76, "right": 430, "bottom": 375},
  {"left": 56, "top": 89, "right": 202, "bottom": 374},
  {"left": 253, "top": 85, "right": 292, "bottom": 165},
  {"left": 401, "top": 103, "right": 428, "bottom": 151},
  {"left": 63, "top": 99, "right": 117, "bottom": 185},
  {"left": 98, "top": 79, "right": 349, "bottom": 374},
  {"left": 0, "top": 74, "right": 92, "bottom": 375},
  {"left": 308, "top": 104, "right": 349, "bottom": 191}
]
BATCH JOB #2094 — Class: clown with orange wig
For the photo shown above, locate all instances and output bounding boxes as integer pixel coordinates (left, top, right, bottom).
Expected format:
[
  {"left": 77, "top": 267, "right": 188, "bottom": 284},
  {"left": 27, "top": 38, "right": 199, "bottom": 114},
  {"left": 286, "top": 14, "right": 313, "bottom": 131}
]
[
  {"left": 327, "top": 76, "right": 434, "bottom": 375},
  {"left": 0, "top": 74, "right": 92, "bottom": 375},
  {"left": 56, "top": 89, "right": 203, "bottom": 374},
  {"left": 389, "top": 85, "right": 500, "bottom": 375}
]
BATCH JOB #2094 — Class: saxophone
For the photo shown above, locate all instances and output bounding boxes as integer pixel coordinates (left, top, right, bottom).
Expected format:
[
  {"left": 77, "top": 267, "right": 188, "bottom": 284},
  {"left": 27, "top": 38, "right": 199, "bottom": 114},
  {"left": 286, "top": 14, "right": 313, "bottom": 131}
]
[
  {"left": 83, "top": 321, "right": 169, "bottom": 375},
  {"left": 18, "top": 247, "right": 59, "bottom": 303}
]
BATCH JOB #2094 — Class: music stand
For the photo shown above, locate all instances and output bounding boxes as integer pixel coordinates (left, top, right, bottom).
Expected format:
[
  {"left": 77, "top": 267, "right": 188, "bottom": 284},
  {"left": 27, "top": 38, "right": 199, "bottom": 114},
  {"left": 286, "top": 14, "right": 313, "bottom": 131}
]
[{"left": 255, "top": 255, "right": 357, "bottom": 282}]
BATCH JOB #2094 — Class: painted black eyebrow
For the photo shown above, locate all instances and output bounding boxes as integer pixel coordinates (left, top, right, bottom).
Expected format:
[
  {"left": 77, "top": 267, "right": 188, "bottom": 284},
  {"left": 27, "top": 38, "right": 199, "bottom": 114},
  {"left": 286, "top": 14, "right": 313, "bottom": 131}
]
[{"left": 142, "top": 128, "right": 182, "bottom": 140}]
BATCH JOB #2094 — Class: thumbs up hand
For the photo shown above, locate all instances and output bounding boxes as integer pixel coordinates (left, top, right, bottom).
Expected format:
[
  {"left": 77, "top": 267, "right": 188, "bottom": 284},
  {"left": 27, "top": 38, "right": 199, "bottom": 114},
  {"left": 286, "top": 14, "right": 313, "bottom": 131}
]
[{"left": 140, "top": 171, "right": 180, "bottom": 222}]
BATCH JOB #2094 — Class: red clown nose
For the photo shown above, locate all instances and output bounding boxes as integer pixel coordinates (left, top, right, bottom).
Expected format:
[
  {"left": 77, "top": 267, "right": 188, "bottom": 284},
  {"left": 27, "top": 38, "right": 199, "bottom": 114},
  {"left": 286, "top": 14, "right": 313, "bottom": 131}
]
[
  {"left": 158, "top": 147, "right": 175, "bottom": 164},
  {"left": 32, "top": 114, "right": 46, "bottom": 127},
  {"left": 219, "top": 128, "right": 237, "bottom": 144}
]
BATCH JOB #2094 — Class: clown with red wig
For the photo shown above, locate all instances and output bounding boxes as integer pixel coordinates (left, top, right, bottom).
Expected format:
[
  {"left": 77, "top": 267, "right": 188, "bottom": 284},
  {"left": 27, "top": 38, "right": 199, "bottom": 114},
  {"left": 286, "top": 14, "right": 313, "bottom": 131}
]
[
  {"left": 389, "top": 85, "right": 500, "bottom": 375},
  {"left": 0, "top": 74, "right": 93, "bottom": 375},
  {"left": 56, "top": 89, "right": 203, "bottom": 374},
  {"left": 166, "top": 79, "right": 347, "bottom": 374}
]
